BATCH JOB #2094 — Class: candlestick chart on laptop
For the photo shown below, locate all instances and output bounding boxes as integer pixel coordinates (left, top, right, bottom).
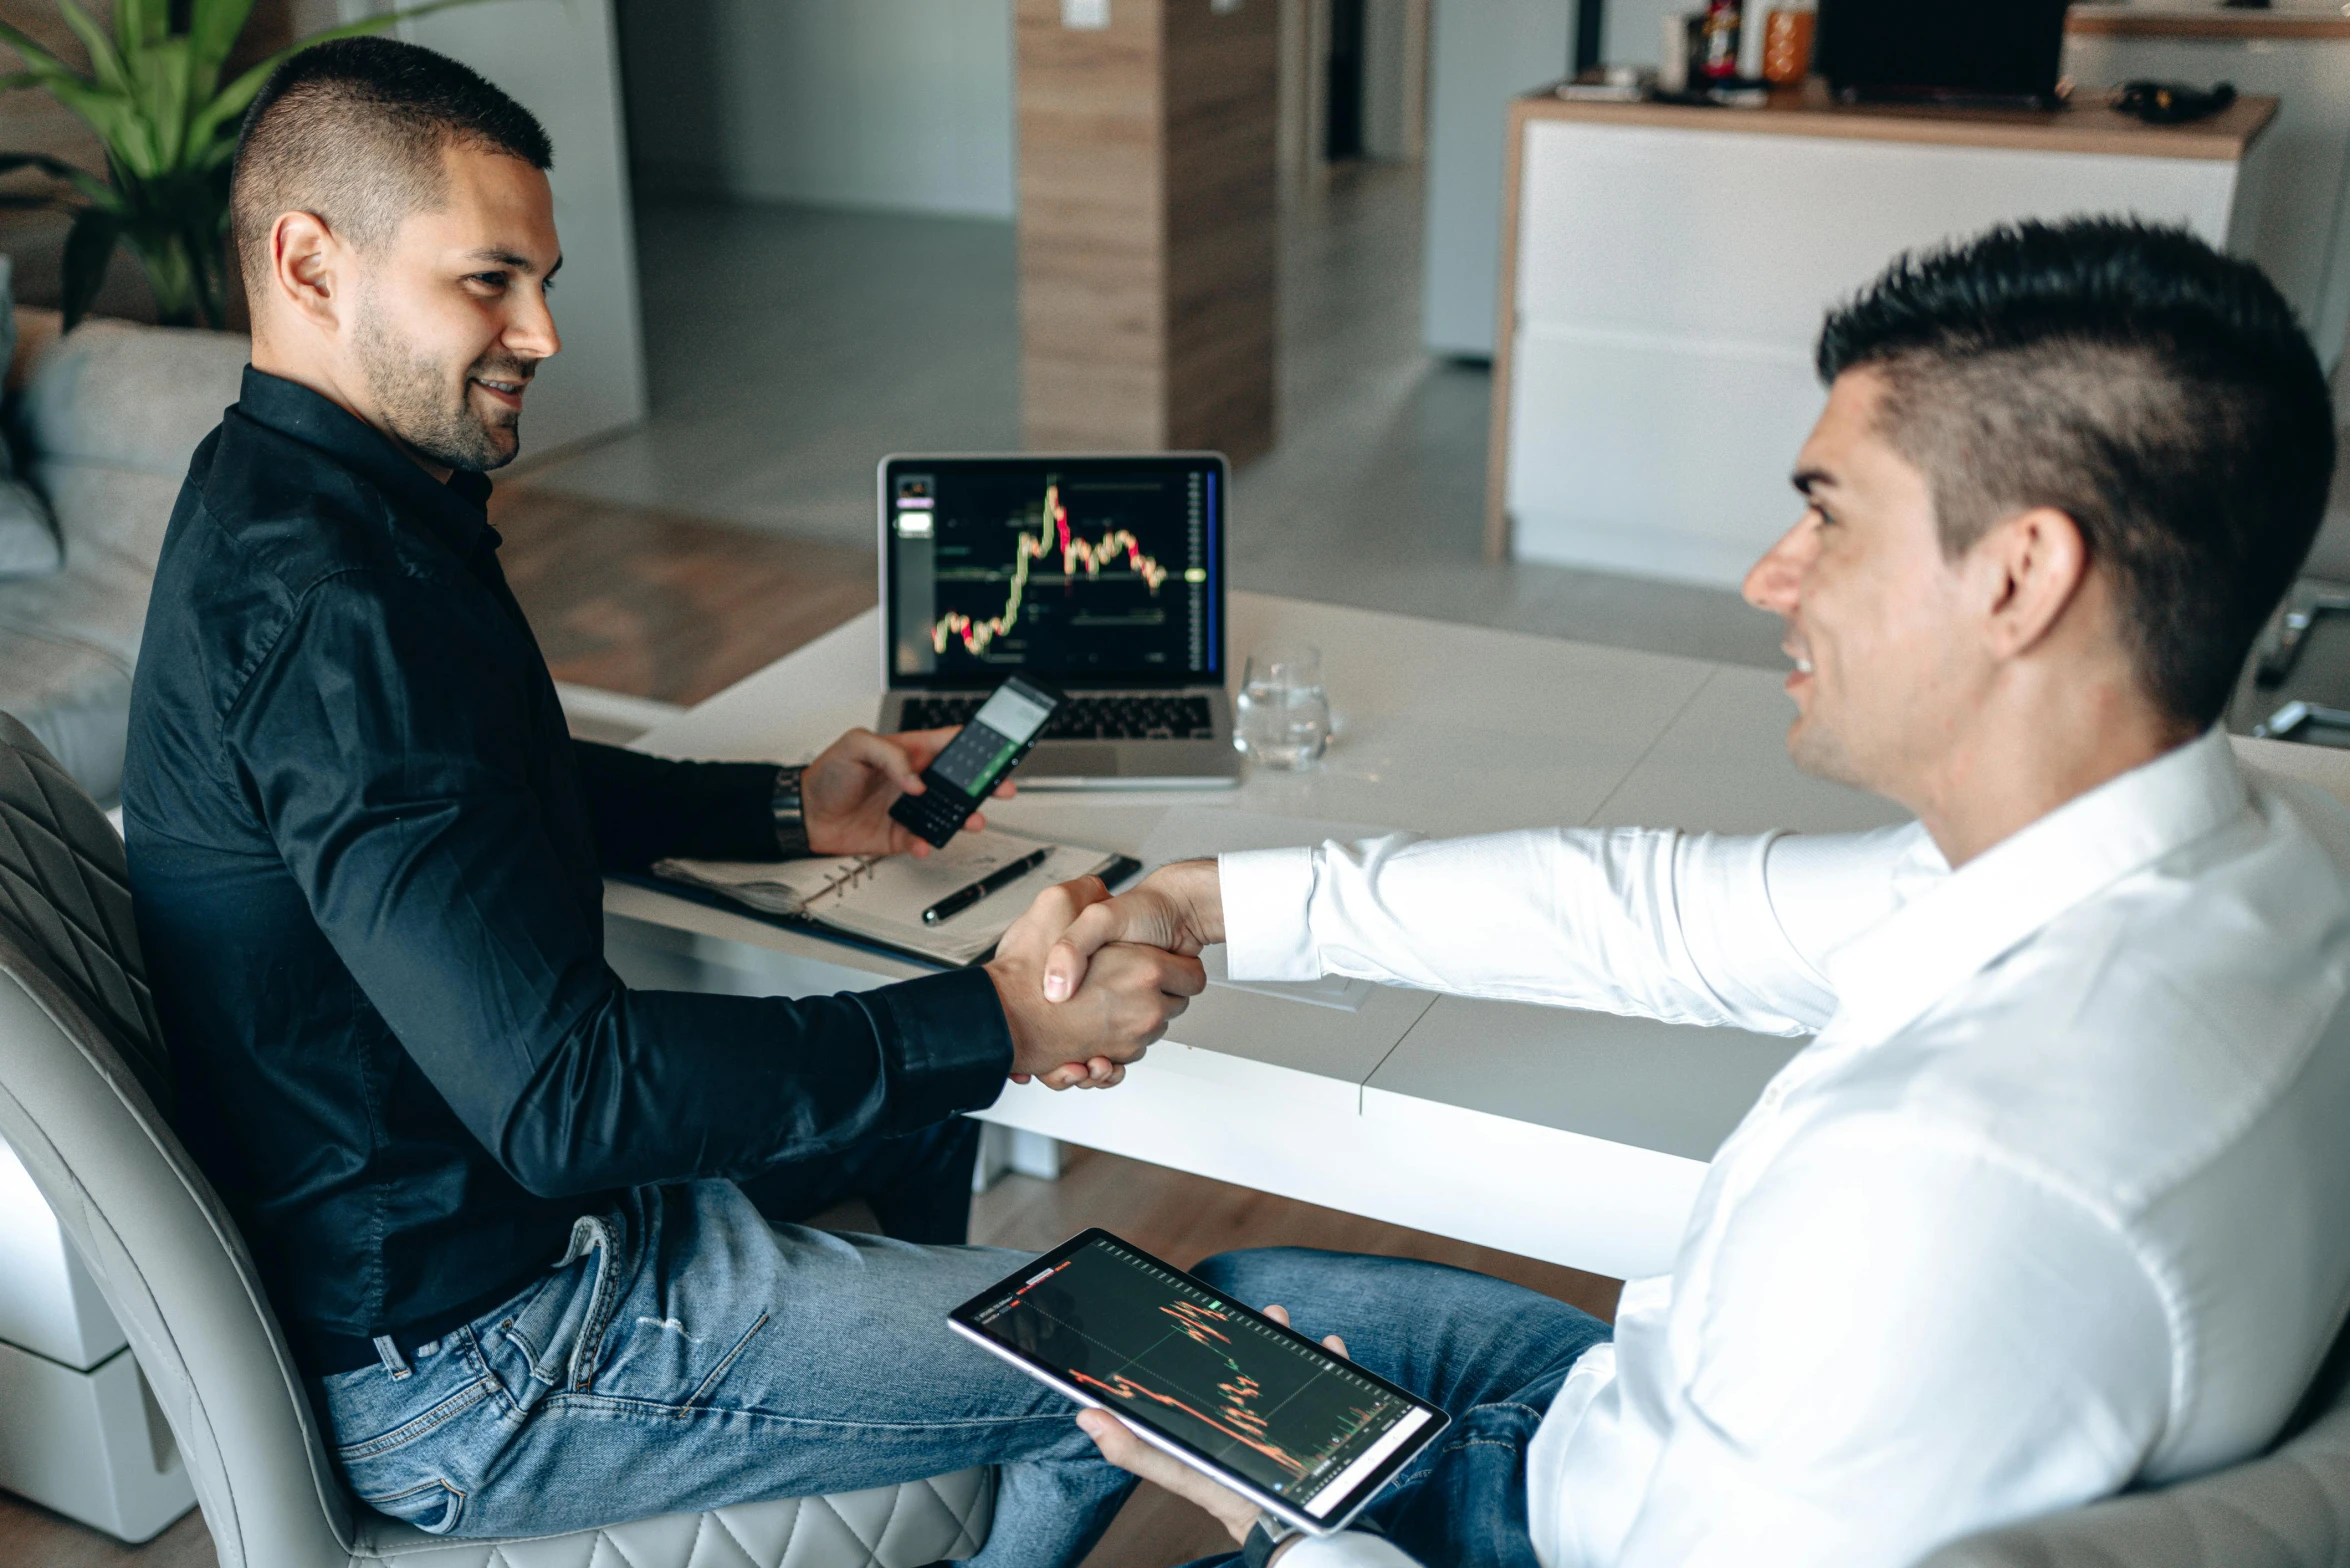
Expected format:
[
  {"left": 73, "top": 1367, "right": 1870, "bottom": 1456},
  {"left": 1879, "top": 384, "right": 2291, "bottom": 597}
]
[{"left": 889, "top": 461, "right": 1214, "bottom": 681}]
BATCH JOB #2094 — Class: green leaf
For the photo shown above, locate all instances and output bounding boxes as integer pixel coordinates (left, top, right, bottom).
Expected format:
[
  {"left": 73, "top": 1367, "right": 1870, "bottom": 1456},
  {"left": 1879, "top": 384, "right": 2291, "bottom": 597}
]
[
  {"left": 0, "top": 20, "right": 80, "bottom": 82},
  {"left": 114, "top": 0, "right": 166, "bottom": 55},
  {"left": 189, "top": 0, "right": 260, "bottom": 80},
  {"left": 52, "top": 1, "right": 134, "bottom": 97},
  {"left": 61, "top": 203, "right": 122, "bottom": 328},
  {"left": 188, "top": 0, "right": 499, "bottom": 153},
  {"left": 0, "top": 149, "right": 86, "bottom": 180},
  {"left": 135, "top": 36, "right": 194, "bottom": 170}
]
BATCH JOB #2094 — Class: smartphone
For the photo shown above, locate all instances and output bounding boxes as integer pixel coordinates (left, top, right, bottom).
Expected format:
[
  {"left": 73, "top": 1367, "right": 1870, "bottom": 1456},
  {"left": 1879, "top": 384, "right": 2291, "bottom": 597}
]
[{"left": 890, "top": 676, "right": 1064, "bottom": 848}]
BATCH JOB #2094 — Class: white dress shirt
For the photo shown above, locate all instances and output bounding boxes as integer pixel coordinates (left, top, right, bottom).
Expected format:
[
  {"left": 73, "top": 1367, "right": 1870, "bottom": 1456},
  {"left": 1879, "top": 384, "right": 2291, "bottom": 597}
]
[{"left": 1219, "top": 732, "right": 2350, "bottom": 1568}]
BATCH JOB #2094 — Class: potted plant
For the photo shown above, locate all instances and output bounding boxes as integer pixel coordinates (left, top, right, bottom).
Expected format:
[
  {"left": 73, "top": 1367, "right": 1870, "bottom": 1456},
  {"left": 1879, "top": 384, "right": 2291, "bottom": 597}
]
[{"left": 0, "top": 0, "right": 484, "bottom": 329}]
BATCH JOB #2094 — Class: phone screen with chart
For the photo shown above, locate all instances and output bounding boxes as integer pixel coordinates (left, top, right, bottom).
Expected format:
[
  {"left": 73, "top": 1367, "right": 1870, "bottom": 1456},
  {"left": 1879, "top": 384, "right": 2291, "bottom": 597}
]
[
  {"left": 885, "top": 456, "right": 1222, "bottom": 686},
  {"left": 954, "top": 1232, "right": 1440, "bottom": 1519}
]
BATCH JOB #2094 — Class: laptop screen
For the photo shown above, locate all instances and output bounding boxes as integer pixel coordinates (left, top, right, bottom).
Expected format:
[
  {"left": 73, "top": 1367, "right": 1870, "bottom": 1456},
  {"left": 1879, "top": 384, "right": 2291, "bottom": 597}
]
[{"left": 882, "top": 454, "right": 1225, "bottom": 689}]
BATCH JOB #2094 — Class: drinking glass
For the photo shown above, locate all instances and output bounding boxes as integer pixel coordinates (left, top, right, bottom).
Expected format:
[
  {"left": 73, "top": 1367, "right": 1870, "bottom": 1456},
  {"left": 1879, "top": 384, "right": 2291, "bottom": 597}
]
[{"left": 1237, "top": 646, "right": 1331, "bottom": 770}]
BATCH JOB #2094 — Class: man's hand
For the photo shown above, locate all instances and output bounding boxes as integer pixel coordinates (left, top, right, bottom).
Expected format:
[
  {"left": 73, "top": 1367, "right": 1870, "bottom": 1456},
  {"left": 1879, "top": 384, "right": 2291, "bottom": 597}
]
[
  {"left": 988, "top": 878, "right": 1206, "bottom": 1090},
  {"left": 802, "top": 727, "right": 1012, "bottom": 857},
  {"left": 1076, "top": 1305, "right": 1349, "bottom": 1551},
  {"left": 1042, "top": 858, "right": 1225, "bottom": 1003}
]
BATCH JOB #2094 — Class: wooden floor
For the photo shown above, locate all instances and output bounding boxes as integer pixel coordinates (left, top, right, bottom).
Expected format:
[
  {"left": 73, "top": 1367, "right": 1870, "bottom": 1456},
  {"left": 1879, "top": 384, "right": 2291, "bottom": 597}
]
[
  {"left": 1, "top": 1149, "right": 1618, "bottom": 1568},
  {"left": 489, "top": 484, "right": 877, "bottom": 707}
]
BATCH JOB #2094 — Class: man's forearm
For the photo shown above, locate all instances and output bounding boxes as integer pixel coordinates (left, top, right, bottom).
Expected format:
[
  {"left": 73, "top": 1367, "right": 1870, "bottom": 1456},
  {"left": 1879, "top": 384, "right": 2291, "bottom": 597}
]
[
  {"left": 570, "top": 739, "right": 786, "bottom": 870},
  {"left": 1224, "top": 827, "right": 1827, "bottom": 1032}
]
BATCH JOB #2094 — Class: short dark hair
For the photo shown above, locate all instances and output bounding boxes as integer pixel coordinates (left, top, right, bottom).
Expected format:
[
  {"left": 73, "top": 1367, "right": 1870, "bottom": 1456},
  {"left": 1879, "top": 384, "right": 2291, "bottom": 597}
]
[
  {"left": 1816, "top": 218, "right": 2334, "bottom": 731},
  {"left": 231, "top": 36, "right": 552, "bottom": 286}
]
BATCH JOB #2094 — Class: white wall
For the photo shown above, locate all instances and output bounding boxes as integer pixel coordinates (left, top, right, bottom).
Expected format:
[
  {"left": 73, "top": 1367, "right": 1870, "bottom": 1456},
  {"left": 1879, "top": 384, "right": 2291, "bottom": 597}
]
[
  {"left": 617, "top": 0, "right": 1017, "bottom": 219},
  {"left": 338, "top": 0, "right": 652, "bottom": 454},
  {"left": 1422, "top": 0, "right": 1575, "bottom": 355}
]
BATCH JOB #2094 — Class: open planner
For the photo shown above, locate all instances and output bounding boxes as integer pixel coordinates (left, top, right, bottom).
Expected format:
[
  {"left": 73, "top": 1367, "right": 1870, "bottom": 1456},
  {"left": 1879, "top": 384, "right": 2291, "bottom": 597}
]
[{"left": 653, "top": 829, "right": 1138, "bottom": 967}]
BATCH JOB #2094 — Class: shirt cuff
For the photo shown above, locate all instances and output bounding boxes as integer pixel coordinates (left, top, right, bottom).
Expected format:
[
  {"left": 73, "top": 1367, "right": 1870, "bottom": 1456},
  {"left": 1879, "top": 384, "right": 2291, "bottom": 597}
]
[
  {"left": 857, "top": 967, "right": 1015, "bottom": 1129},
  {"left": 1220, "top": 846, "right": 1320, "bottom": 981}
]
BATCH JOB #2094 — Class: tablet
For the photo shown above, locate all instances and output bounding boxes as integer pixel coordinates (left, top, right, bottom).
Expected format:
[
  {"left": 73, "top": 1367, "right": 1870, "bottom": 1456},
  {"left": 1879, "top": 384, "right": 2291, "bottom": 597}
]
[{"left": 949, "top": 1228, "right": 1448, "bottom": 1536}]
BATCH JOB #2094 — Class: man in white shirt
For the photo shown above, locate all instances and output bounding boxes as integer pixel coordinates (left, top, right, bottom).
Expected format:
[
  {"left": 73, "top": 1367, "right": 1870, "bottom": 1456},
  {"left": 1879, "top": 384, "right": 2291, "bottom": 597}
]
[{"left": 1032, "top": 218, "right": 2350, "bottom": 1568}]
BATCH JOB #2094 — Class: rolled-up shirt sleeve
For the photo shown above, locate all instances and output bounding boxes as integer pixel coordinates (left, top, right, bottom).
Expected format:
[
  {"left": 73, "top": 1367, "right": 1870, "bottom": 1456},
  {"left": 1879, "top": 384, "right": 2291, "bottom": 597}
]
[
  {"left": 1220, "top": 825, "right": 1920, "bottom": 1036},
  {"left": 228, "top": 570, "right": 1011, "bottom": 1199}
]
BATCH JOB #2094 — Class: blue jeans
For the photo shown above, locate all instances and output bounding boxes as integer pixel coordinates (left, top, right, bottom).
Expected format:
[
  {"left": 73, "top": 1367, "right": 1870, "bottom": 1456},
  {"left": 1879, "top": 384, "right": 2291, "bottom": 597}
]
[
  {"left": 314, "top": 1176, "right": 1132, "bottom": 1566},
  {"left": 1176, "top": 1249, "right": 1614, "bottom": 1568}
]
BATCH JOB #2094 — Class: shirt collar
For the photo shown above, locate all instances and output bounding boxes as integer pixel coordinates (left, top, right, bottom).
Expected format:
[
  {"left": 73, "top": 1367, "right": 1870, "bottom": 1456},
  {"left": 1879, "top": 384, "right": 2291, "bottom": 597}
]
[
  {"left": 232, "top": 367, "right": 497, "bottom": 562},
  {"left": 1819, "top": 727, "right": 2251, "bottom": 1046}
]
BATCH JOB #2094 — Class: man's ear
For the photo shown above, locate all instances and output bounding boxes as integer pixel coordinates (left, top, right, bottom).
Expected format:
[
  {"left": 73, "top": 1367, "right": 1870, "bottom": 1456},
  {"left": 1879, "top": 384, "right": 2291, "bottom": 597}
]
[
  {"left": 1973, "top": 505, "right": 2090, "bottom": 661},
  {"left": 269, "top": 211, "right": 348, "bottom": 334}
]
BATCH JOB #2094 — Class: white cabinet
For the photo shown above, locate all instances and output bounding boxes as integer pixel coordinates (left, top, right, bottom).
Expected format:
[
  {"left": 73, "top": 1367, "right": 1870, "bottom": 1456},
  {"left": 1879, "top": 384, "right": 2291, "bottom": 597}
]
[
  {"left": 1488, "top": 96, "right": 2273, "bottom": 587},
  {"left": 0, "top": 1134, "right": 193, "bottom": 1541}
]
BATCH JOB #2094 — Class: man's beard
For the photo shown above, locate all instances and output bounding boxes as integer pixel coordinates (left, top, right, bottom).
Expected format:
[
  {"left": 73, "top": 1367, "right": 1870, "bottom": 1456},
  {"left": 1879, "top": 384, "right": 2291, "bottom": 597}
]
[{"left": 353, "top": 300, "right": 529, "bottom": 473}]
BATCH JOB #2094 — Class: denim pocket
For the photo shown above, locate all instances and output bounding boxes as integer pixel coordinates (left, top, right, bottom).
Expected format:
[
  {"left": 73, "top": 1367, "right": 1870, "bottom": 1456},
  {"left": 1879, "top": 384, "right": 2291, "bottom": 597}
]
[
  {"left": 497, "top": 1216, "right": 621, "bottom": 1392},
  {"left": 355, "top": 1475, "right": 467, "bottom": 1534}
]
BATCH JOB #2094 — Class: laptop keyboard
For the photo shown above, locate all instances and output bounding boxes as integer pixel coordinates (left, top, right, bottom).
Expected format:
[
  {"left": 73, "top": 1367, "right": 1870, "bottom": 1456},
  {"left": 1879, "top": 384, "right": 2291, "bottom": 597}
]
[{"left": 898, "top": 693, "right": 1218, "bottom": 742}]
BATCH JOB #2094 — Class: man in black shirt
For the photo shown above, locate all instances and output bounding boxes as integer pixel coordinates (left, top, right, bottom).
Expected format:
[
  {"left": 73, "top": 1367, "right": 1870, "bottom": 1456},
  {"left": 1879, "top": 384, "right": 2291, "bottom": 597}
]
[{"left": 123, "top": 39, "right": 1198, "bottom": 1565}]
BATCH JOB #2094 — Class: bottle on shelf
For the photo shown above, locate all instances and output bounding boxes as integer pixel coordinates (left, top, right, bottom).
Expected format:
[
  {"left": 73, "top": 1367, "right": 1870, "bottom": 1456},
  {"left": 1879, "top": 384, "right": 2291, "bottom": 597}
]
[
  {"left": 1762, "top": 3, "right": 1815, "bottom": 86},
  {"left": 1700, "top": 0, "right": 1744, "bottom": 81}
]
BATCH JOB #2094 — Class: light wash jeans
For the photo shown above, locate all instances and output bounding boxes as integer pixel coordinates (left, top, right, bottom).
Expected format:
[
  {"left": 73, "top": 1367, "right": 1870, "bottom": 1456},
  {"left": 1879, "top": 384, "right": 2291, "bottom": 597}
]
[
  {"left": 1175, "top": 1248, "right": 1614, "bottom": 1568},
  {"left": 315, "top": 1180, "right": 1134, "bottom": 1567}
]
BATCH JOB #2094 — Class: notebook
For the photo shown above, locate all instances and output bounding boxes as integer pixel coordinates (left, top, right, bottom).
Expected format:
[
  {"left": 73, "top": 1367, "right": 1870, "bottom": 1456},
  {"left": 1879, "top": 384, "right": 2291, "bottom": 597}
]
[{"left": 653, "top": 829, "right": 1139, "bottom": 967}]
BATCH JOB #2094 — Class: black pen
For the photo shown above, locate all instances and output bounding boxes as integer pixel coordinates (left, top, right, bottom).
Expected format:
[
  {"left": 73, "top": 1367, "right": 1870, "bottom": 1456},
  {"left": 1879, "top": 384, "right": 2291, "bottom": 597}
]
[{"left": 922, "top": 848, "right": 1052, "bottom": 926}]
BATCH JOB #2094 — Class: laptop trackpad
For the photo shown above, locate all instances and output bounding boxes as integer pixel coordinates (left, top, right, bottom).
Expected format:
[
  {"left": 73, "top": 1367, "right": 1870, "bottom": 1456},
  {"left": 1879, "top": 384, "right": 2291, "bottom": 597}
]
[{"left": 1032, "top": 744, "right": 1123, "bottom": 776}]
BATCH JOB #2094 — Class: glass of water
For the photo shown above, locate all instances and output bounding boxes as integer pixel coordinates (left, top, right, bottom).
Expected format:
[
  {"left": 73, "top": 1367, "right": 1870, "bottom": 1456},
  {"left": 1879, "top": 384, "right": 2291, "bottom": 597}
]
[{"left": 1237, "top": 645, "right": 1331, "bottom": 770}]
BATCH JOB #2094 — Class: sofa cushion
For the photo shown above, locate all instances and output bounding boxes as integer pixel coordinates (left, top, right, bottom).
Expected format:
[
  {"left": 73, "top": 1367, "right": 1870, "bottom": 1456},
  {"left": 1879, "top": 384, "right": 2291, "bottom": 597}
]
[
  {"left": 0, "top": 626, "right": 130, "bottom": 805},
  {"left": 13, "top": 318, "right": 249, "bottom": 486},
  {"left": 0, "top": 319, "right": 249, "bottom": 800},
  {"left": 0, "top": 261, "right": 63, "bottom": 578}
]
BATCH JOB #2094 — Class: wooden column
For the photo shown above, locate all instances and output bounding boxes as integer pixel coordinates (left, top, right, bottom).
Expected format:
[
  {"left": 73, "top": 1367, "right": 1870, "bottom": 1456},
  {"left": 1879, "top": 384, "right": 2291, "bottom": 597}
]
[{"left": 1016, "top": 0, "right": 1279, "bottom": 463}]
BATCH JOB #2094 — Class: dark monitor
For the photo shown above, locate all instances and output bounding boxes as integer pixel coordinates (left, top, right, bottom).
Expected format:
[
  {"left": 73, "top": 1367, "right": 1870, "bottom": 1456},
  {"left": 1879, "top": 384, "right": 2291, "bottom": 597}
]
[{"left": 1815, "top": 0, "right": 2070, "bottom": 107}]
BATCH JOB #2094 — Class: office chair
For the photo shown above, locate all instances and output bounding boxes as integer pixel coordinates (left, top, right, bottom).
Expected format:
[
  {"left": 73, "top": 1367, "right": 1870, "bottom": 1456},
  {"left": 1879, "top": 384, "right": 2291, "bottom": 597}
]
[{"left": 0, "top": 710, "right": 993, "bottom": 1568}]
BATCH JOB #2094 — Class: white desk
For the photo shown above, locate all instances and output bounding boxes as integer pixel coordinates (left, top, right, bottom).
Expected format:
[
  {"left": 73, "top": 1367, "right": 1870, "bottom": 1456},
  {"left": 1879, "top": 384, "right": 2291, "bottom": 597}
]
[{"left": 605, "top": 592, "right": 1908, "bottom": 1281}]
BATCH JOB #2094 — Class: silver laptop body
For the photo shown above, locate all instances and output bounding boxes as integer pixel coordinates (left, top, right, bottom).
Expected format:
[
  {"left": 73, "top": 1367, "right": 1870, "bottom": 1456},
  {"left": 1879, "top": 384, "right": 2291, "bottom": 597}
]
[{"left": 876, "top": 453, "right": 1241, "bottom": 789}]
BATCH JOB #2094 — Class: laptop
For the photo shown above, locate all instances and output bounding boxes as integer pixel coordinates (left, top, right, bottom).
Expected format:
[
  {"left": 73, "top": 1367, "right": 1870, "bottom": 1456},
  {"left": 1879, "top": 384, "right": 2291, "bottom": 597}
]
[
  {"left": 1815, "top": 0, "right": 2068, "bottom": 108},
  {"left": 876, "top": 453, "right": 1243, "bottom": 789}
]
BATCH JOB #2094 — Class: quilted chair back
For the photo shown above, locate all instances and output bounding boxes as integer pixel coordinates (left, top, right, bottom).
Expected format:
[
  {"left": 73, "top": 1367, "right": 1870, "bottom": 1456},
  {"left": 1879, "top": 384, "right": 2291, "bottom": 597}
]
[{"left": 0, "top": 709, "right": 360, "bottom": 1568}]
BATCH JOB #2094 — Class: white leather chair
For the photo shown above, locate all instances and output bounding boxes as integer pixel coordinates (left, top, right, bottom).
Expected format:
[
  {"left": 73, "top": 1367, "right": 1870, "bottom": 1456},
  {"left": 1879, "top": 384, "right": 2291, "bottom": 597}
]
[{"left": 0, "top": 711, "right": 994, "bottom": 1567}]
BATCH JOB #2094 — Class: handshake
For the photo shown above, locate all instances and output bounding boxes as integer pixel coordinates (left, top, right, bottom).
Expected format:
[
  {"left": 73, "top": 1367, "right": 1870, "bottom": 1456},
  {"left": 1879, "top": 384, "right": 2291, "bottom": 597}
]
[{"left": 980, "top": 860, "right": 1227, "bottom": 1091}]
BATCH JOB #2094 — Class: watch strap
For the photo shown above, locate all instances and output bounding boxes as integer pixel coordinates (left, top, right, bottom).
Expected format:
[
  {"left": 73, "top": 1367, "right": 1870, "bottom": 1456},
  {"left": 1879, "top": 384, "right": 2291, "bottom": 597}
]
[{"left": 770, "top": 765, "right": 810, "bottom": 858}]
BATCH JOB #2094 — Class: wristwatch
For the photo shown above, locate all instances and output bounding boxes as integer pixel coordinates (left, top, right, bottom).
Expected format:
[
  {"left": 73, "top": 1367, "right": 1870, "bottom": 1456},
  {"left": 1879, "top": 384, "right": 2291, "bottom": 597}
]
[
  {"left": 770, "top": 765, "right": 810, "bottom": 858},
  {"left": 1242, "top": 1514, "right": 1304, "bottom": 1567}
]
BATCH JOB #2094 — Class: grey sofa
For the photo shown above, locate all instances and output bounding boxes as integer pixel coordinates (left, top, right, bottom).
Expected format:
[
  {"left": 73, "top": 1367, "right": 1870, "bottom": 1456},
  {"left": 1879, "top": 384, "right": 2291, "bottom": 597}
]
[{"left": 0, "top": 312, "right": 251, "bottom": 803}]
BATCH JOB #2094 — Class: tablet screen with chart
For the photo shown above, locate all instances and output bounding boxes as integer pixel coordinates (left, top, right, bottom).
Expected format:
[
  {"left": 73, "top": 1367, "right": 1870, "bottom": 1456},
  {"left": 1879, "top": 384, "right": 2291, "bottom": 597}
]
[
  {"left": 884, "top": 455, "right": 1223, "bottom": 687},
  {"left": 949, "top": 1230, "right": 1444, "bottom": 1530}
]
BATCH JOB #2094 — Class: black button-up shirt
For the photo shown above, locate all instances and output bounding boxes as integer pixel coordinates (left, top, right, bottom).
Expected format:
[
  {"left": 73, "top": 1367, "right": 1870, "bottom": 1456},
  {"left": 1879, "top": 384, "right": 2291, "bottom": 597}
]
[{"left": 124, "top": 371, "right": 1012, "bottom": 1365}]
